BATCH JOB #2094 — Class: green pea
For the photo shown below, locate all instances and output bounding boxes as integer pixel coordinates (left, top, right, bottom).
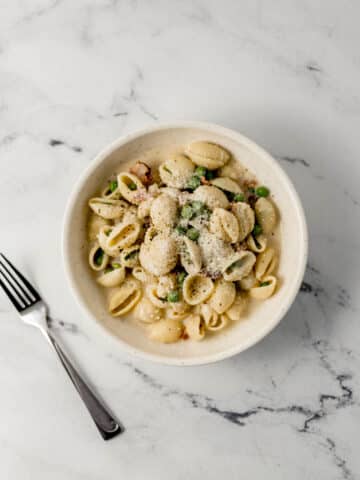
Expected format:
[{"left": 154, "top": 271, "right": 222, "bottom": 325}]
[
  {"left": 234, "top": 193, "right": 245, "bottom": 202},
  {"left": 167, "top": 290, "right": 180, "bottom": 303},
  {"left": 109, "top": 180, "right": 118, "bottom": 192},
  {"left": 253, "top": 224, "right": 262, "bottom": 236},
  {"left": 190, "top": 201, "right": 210, "bottom": 218},
  {"left": 177, "top": 271, "right": 187, "bottom": 286},
  {"left": 176, "top": 225, "right": 187, "bottom": 236},
  {"left": 186, "top": 175, "right": 201, "bottom": 191},
  {"left": 205, "top": 170, "right": 216, "bottom": 180},
  {"left": 104, "top": 229, "right": 111, "bottom": 236},
  {"left": 186, "top": 228, "right": 200, "bottom": 241},
  {"left": 128, "top": 182, "right": 137, "bottom": 191},
  {"left": 94, "top": 248, "right": 104, "bottom": 266},
  {"left": 181, "top": 204, "right": 194, "bottom": 219},
  {"left": 259, "top": 281, "right": 271, "bottom": 287},
  {"left": 112, "top": 262, "right": 121, "bottom": 269},
  {"left": 256, "top": 186, "right": 270, "bottom": 197},
  {"left": 191, "top": 200, "right": 204, "bottom": 212},
  {"left": 194, "top": 166, "right": 207, "bottom": 177}
]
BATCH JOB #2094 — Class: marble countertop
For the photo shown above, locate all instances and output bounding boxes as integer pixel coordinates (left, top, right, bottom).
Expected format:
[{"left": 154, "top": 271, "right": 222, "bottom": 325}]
[{"left": 1, "top": 1, "right": 360, "bottom": 478}]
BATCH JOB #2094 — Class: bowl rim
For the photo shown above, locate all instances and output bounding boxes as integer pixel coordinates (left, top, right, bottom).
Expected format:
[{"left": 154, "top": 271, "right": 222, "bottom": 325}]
[{"left": 62, "top": 121, "right": 308, "bottom": 366}]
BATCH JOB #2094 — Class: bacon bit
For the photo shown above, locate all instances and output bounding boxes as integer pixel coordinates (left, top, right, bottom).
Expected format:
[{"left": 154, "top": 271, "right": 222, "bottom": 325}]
[
  {"left": 200, "top": 176, "right": 210, "bottom": 185},
  {"left": 130, "top": 162, "right": 153, "bottom": 186},
  {"left": 181, "top": 332, "right": 189, "bottom": 340}
]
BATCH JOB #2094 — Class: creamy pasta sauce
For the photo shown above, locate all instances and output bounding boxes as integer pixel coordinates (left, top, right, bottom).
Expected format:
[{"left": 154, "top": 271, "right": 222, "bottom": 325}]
[{"left": 87, "top": 141, "right": 281, "bottom": 343}]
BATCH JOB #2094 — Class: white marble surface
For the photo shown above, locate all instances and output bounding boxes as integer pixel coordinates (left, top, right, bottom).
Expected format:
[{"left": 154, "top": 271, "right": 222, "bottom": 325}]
[{"left": 1, "top": 1, "right": 360, "bottom": 478}]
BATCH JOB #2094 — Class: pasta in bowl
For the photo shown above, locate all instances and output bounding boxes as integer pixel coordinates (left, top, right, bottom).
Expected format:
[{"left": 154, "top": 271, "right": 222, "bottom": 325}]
[
  {"left": 63, "top": 122, "right": 308, "bottom": 365},
  {"left": 86, "top": 140, "right": 281, "bottom": 344}
]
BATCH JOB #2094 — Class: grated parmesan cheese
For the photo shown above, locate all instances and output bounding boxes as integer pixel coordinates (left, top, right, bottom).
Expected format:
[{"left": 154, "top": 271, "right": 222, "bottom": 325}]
[{"left": 198, "top": 228, "right": 234, "bottom": 276}]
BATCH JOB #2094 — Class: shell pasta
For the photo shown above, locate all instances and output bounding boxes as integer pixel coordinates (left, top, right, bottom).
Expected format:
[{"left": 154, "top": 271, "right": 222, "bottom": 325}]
[{"left": 87, "top": 141, "right": 281, "bottom": 343}]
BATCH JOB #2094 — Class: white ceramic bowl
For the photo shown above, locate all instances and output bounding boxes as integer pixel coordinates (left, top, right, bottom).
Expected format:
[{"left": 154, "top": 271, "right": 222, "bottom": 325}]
[{"left": 63, "top": 122, "right": 308, "bottom": 366}]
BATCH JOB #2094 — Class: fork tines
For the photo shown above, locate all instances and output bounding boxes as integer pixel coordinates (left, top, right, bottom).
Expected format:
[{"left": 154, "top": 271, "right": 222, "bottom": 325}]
[{"left": 0, "top": 253, "right": 41, "bottom": 312}]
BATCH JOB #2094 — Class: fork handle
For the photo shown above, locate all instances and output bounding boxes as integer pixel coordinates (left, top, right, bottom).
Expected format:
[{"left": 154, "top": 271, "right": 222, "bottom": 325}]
[{"left": 44, "top": 330, "right": 122, "bottom": 440}]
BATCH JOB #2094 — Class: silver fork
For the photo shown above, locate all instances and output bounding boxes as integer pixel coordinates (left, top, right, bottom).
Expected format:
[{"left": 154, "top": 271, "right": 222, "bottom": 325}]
[{"left": 0, "top": 253, "right": 122, "bottom": 440}]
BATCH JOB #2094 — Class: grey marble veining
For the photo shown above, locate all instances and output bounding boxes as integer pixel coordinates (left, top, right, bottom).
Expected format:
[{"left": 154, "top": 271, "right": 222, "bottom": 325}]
[{"left": 1, "top": 1, "right": 360, "bottom": 479}]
